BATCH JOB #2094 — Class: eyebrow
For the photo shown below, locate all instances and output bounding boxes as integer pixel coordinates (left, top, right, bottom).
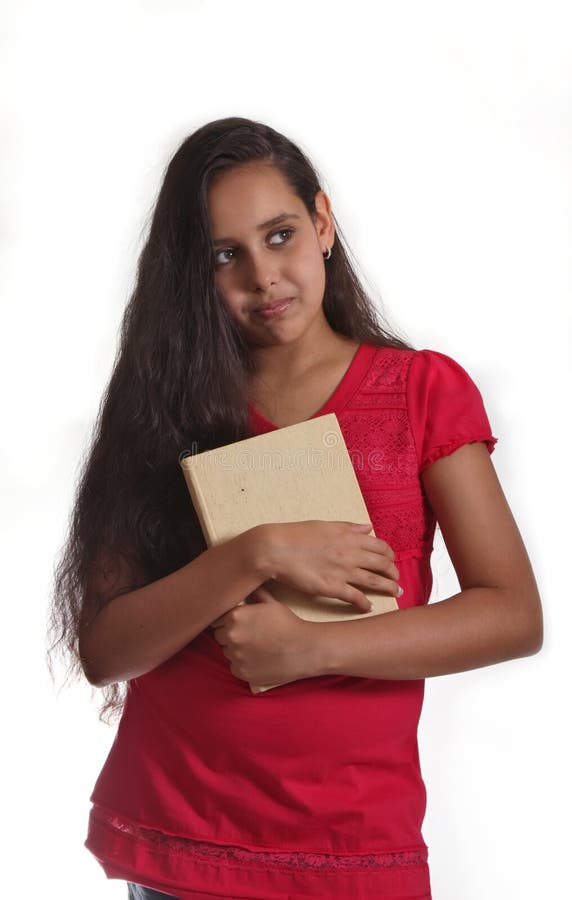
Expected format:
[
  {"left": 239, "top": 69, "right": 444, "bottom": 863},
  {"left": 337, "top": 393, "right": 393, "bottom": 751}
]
[{"left": 212, "top": 212, "right": 301, "bottom": 247}]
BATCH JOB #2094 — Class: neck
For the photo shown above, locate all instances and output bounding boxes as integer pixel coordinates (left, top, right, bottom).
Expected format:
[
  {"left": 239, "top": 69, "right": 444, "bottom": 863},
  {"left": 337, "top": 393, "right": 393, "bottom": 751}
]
[{"left": 248, "top": 321, "right": 354, "bottom": 387}]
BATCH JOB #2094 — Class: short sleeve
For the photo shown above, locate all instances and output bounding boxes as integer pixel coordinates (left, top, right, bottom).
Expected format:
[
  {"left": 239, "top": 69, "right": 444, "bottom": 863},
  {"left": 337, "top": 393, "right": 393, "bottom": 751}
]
[{"left": 406, "top": 349, "right": 498, "bottom": 473}]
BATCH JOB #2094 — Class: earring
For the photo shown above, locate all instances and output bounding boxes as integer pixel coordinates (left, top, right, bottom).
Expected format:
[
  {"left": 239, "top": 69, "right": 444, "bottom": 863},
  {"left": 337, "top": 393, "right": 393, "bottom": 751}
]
[{"left": 323, "top": 246, "right": 332, "bottom": 260}]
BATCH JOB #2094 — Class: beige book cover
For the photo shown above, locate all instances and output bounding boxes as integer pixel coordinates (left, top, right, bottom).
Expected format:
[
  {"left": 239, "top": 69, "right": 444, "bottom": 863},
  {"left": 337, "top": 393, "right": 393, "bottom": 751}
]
[{"left": 180, "top": 412, "right": 397, "bottom": 692}]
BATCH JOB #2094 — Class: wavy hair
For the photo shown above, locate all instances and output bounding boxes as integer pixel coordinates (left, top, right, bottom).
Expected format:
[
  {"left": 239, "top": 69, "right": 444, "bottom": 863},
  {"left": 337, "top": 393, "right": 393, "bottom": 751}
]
[{"left": 47, "top": 116, "right": 413, "bottom": 721}]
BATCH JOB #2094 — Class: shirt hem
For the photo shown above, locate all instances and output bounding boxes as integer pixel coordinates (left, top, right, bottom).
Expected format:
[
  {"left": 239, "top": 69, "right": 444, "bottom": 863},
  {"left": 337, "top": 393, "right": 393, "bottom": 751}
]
[{"left": 87, "top": 814, "right": 432, "bottom": 900}]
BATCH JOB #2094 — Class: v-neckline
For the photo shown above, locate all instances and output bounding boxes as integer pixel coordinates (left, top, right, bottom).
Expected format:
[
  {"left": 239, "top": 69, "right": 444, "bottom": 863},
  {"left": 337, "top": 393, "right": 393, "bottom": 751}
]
[{"left": 247, "top": 342, "right": 377, "bottom": 431}]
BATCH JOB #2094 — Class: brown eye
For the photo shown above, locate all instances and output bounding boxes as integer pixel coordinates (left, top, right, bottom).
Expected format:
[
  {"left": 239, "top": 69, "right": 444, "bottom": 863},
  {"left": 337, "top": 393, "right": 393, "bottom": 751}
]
[
  {"left": 214, "top": 248, "right": 235, "bottom": 267},
  {"left": 268, "top": 228, "right": 294, "bottom": 246}
]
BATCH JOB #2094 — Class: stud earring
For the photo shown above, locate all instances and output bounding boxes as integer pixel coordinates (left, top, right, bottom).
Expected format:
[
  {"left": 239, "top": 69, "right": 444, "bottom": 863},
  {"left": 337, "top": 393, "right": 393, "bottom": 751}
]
[{"left": 323, "top": 246, "right": 332, "bottom": 260}]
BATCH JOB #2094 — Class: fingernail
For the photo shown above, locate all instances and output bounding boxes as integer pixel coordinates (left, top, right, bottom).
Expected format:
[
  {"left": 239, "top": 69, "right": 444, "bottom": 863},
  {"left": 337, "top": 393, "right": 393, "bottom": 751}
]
[{"left": 397, "top": 586, "right": 404, "bottom": 598}]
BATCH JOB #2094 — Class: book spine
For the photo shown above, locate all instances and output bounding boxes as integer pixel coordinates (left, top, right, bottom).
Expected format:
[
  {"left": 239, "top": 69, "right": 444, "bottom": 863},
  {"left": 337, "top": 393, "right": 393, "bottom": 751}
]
[{"left": 182, "top": 465, "right": 218, "bottom": 548}]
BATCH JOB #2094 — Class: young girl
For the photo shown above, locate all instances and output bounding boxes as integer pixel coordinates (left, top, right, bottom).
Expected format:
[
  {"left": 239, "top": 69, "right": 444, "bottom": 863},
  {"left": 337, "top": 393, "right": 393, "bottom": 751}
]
[{"left": 50, "top": 116, "right": 543, "bottom": 900}]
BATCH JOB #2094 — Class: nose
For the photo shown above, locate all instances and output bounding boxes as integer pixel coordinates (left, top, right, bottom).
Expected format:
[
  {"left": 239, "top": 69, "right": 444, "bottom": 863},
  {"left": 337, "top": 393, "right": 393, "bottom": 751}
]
[{"left": 246, "top": 249, "right": 279, "bottom": 292}]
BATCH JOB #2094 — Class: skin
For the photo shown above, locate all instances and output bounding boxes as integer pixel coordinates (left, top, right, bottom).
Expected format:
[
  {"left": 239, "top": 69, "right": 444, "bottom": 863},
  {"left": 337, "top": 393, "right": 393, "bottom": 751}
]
[
  {"left": 208, "top": 160, "right": 350, "bottom": 386},
  {"left": 208, "top": 162, "right": 543, "bottom": 690}
]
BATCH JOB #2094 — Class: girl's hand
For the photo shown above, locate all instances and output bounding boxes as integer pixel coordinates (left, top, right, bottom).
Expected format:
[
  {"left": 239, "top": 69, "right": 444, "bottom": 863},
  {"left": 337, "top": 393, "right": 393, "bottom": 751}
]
[
  {"left": 255, "top": 520, "right": 400, "bottom": 613},
  {"left": 210, "top": 586, "right": 319, "bottom": 687}
]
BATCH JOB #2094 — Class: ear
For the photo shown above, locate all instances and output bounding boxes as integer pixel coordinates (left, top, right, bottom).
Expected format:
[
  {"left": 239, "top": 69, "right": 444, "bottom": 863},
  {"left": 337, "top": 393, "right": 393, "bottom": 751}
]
[{"left": 313, "top": 190, "right": 336, "bottom": 251}]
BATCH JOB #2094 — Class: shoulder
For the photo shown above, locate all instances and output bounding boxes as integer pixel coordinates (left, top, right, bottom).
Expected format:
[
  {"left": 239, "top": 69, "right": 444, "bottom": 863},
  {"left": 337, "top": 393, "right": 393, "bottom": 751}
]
[
  {"left": 406, "top": 347, "right": 484, "bottom": 384},
  {"left": 361, "top": 344, "right": 475, "bottom": 389},
  {"left": 405, "top": 347, "right": 491, "bottom": 415},
  {"left": 402, "top": 348, "right": 497, "bottom": 473},
  {"left": 360, "top": 343, "right": 491, "bottom": 408}
]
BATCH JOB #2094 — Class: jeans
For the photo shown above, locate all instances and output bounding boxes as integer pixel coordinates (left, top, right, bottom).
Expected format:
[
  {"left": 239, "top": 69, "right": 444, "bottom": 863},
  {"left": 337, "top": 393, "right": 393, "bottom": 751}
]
[{"left": 127, "top": 884, "right": 180, "bottom": 900}]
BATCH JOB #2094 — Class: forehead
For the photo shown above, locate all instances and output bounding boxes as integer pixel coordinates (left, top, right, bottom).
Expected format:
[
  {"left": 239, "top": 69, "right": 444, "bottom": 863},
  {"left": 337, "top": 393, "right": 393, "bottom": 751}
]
[{"left": 207, "top": 163, "right": 305, "bottom": 233}]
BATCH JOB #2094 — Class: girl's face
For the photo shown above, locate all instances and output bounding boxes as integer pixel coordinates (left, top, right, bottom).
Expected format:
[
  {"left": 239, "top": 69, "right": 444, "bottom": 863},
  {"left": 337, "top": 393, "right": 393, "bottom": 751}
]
[{"left": 207, "top": 162, "right": 335, "bottom": 348}]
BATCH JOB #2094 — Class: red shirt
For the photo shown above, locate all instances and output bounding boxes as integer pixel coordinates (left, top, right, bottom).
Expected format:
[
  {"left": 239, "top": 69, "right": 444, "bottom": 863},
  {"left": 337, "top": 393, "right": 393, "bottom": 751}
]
[{"left": 85, "top": 344, "right": 497, "bottom": 899}]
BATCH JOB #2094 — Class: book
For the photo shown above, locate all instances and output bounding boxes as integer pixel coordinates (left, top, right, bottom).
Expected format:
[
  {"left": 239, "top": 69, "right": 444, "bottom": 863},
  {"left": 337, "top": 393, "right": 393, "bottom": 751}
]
[{"left": 179, "top": 412, "right": 398, "bottom": 692}]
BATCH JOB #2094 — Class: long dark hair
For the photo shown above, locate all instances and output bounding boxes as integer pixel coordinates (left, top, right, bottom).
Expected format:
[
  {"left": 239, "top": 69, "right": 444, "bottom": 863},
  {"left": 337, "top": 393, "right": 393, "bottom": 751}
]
[{"left": 48, "top": 116, "right": 413, "bottom": 721}]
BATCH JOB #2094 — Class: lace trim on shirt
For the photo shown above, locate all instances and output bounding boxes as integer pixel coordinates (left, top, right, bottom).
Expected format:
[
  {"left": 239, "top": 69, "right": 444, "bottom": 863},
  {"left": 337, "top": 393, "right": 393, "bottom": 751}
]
[
  {"left": 93, "top": 807, "right": 427, "bottom": 872},
  {"left": 419, "top": 433, "right": 498, "bottom": 472}
]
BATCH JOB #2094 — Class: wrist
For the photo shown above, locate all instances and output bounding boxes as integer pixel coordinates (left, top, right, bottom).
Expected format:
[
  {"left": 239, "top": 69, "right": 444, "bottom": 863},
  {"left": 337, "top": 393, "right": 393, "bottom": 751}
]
[
  {"left": 241, "top": 523, "right": 277, "bottom": 582},
  {"left": 303, "top": 622, "right": 338, "bottom": 678}
]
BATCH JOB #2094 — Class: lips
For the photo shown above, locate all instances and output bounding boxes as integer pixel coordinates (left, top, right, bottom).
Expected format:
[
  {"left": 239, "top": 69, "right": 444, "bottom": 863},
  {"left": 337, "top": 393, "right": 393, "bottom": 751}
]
[{"left": 255, "top": 297, "right": 294, "bottom": 312}]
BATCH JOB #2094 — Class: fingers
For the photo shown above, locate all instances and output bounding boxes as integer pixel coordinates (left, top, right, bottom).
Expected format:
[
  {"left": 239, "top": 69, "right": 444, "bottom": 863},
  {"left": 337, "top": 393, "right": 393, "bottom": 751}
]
[
  {"left": 252, "top": 587, "right": 278, "bottom": 603},
  {"left": 352, "top": 567, "right": 402, "bottom": 598},
  {"left": 211, "top": 589, "right": 275, "bottom": 633},
  {"left": 340, "top": 583, "right": 373, "bottom": 612},
  {"left": 211, "top": 598, "right": 248, "bottom": 628},
  {"left": 248, "top": 586, "right": 276, "bottom": 603},
  {"left": 345, "top": 524, "right": 396, "bottom": 562},
  {"left": 358, "top": 549, "right": 400, "bottom": 582},
  {"left": 362, "top": 535, "right": 395, "bottom": 562}
]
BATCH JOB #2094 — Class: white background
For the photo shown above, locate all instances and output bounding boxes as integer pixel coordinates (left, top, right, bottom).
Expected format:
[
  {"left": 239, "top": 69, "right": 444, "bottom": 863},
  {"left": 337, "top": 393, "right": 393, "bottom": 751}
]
[{"left": 1, "top": 1, "right": 570, "bottom": 897}]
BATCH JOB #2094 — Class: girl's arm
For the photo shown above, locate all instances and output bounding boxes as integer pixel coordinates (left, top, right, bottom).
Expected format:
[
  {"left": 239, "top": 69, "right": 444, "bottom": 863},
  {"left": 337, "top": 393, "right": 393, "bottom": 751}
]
[
  {"left": 78, "top": 529, "right": 269, "bottom": 687},
  {"left": 80, "top": 518, "right": 398, "bottom": 688},
  {"left": 309, "top": 442, "right": 543, "bottom": 679}
]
